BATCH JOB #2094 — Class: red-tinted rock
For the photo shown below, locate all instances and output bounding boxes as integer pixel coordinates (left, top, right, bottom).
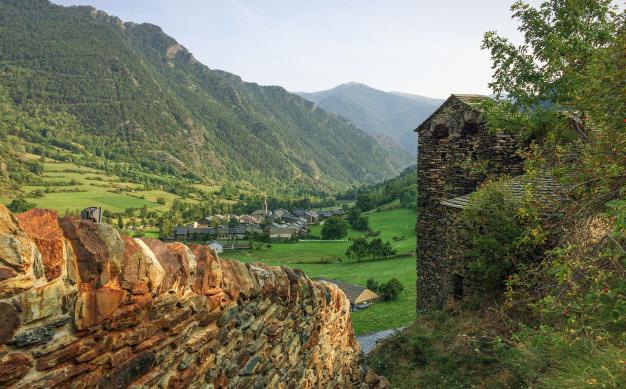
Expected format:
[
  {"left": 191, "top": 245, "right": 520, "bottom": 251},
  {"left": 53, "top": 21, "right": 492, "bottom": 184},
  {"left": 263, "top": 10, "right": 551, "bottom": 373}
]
[
  {"left": 0, "top": 301, "right": 20, "bottom": 345},
  {"left": 120, "top": 236, "right": 147, "bottom": 290},
  {"left": 74, "top": 281, "right": 126, "bottom": 330},
  {"left": 140, "top": 238, "right": 185, "bottom": 294},
  {"left": 167, "top": 242, "right": 196, "bottom": 293},
  {"left": 0, "top": 204, "right": 39, "bottom": 275},
  {"left": 16, "top": 209, "right": 66, "bottom": 281},
  {"left": 191, "top": 244, "right": 223, "bottom": 295},
  {"left": 0, "top": 266, "right": 17, "bottom": 281},
  {"left": 59, "top": 217, "right": 124, "bottom": 288},
  {"left": 0, "top": 352, "right": 32, "bottom": 386},
  {"left": 219, "top": 259, "right": 258, "bottom": 300}
]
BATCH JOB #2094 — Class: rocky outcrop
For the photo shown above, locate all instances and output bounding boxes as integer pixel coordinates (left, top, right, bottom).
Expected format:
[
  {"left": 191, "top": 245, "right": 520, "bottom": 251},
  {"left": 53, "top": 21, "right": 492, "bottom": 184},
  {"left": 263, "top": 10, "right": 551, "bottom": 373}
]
[{"left": 0, "top": 205, "right": 386, "bottom": 388}]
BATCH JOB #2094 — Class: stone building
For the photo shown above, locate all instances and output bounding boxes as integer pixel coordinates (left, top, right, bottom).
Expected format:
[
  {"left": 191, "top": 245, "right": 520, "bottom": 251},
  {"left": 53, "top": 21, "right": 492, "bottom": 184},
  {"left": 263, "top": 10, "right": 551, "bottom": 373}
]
[{"left": 415, "top": 94, "right": 525, "bottom": 310}]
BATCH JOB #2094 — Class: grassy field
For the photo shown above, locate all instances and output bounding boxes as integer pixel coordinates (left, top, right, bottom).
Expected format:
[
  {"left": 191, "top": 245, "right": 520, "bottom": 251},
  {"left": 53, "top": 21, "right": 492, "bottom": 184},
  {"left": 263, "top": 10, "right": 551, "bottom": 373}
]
[
  {"left": 10, "top": 158, "right": 195, "bottom": 213},
  {"left": 223, "top": 207, "right": 417, "bottom": 335}
]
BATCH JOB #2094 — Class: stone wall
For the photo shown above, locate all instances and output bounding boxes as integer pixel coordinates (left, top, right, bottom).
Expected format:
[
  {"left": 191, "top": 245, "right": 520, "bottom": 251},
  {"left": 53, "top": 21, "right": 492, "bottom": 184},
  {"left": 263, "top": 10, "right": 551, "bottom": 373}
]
[
  {"left": 415, "top": 95, "right": 525, "bottom": 309},
  {"left": 0, "top": 205, "right": 387, "bottom": 388}
]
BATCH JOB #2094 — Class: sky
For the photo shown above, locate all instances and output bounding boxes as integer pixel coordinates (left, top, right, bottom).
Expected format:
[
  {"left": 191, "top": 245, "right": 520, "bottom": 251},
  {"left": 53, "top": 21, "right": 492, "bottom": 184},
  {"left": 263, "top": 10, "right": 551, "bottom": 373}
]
[{"left": 52, "top": 0, "right": 541, "bottom": 99}]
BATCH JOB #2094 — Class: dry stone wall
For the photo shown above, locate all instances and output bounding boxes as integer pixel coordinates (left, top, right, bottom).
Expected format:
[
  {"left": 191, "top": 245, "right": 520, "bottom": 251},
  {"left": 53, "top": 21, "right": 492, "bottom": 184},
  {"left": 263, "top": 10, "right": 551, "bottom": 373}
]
[{"left": 0, "top": 205, "right": 387, "bottom": 388}]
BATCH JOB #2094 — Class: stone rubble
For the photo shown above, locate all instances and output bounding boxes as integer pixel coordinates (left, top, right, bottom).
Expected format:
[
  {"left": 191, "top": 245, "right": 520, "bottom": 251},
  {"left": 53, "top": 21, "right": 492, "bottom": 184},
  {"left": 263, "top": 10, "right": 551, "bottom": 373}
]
[{"left": 0, "top": 205, "right": 387, "bottom": 388}]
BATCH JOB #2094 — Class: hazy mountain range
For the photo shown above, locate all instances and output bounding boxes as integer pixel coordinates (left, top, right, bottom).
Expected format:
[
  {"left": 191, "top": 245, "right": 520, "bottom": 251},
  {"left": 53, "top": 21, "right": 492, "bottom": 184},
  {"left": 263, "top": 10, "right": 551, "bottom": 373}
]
[
  {"left": 297, "top": 82, "right": 443, "bottom": 155},
  {"left": 0, "top": 0, "right": 414, "bottom": 193}
]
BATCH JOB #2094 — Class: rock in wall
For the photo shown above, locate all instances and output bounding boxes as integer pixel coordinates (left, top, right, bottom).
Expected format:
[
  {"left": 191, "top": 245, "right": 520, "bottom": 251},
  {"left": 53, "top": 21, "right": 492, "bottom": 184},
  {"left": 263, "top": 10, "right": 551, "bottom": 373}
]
[{"left": 0, "top": 205, "right": 387, "bottom": 388}]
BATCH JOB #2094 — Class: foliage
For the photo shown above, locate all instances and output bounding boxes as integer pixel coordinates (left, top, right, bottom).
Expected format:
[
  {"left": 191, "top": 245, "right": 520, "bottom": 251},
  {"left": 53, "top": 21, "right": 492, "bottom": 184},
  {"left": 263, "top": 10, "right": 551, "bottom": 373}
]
[
  {"left": 6, "top": 198, "right": 35, "bottom": 213},
  {"left": 340, "top": 165, "right": 417, "bottom": 211},
  {"left": 321, "top": 216, "right": 348, "bottom": 240},
  {"left": 346, "top": 236, "right": 397, "bottom": 261},
  {"left": 377, "top": 278, "right": 404, "bottom": 301},
  {"left": 461, "top": 180, "right": 526, "bottom": 290},
  {"left": 366, "top": 277, "right": 379, "bottom": 292},
  {"left": 345, "top": 237, "right": 369, "bottom": 261},
  {"left": 346, "top": 207, "right": 370, "bottom": 231}
]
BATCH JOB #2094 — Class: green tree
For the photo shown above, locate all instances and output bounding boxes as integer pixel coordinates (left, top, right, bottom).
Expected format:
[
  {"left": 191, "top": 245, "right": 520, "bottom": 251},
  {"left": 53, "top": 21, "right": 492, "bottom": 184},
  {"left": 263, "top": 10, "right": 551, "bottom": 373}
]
[
  {"left": 366, "top": 278, "right": 379, "bottom": 292},
  {"left": 321, "top": 216, "right": 348, "bottom": 240},
  {"left": 117, "top": 215, "right": 124, "bottom": 230},
  {"left": 378, "top": 278, "right": 404, "bottom": 301},
  {"left": 346, "top": 237, "right": 369, "bottom": 261},
  {"left": 156, "top": 197, "right": 166, "bottom": 205},
  {"left": 6, "top": 198, "right": 35, "bottom": 213},
  {"left": 140, "top": 205, "right": 148, "bottom": 218},
  {"left": 353, "top": 215, "right": 370, "bottom": 231}
]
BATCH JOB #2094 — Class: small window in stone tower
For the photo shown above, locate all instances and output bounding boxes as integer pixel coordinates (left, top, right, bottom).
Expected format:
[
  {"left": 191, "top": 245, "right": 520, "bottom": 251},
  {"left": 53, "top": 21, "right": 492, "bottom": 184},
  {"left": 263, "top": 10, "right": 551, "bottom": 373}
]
[
  {"left": 452, "top": 274, "right": 464, "bottom": 300},
  {"left": 432, "top": 124, "right": 449, "bottom": 139},
  {"left": 462, "top": 122, "right": 479, "bottom": 135}
]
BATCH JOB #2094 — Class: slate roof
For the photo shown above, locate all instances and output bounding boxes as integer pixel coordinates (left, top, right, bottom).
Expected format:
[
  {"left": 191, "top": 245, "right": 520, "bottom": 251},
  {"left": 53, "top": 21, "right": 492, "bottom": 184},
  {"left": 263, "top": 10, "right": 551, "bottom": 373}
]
[
  {"left": 414, "top": 93, "right": 489, "bottom": 133},
  {"left": 316, "top": 278, "right": 373, "bottom": 303},
  {"left": 440, "top": 176, "right": 559, "bottom": 210}
]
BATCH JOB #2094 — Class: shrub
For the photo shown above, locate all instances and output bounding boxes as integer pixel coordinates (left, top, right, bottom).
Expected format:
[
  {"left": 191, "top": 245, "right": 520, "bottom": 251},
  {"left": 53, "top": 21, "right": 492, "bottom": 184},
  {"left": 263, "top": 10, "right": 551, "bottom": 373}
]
[
  {"left": 321, "top": 216, "right": 348, "bottom": 240},
  {"left": 366, "top": 277, "right": 380, "bottom": 292},
  {"left": 461, "top": 180, "right": 525, "bottom": 291},
  {"left": 156, "top": 197, "right": 166, "bottom": 205},
  {"left": 6, "top": 198, "right": 36, "bottom": 213},
  {"left": 378, "top": 278, "right": 404, "bottom": 301}
]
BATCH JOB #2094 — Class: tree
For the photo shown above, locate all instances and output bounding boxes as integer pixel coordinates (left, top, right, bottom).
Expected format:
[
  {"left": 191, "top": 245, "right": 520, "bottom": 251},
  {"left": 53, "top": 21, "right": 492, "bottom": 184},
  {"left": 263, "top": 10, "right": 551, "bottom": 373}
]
[
  {"left": 366, "top": 278, "right": 380, "bottom": 292},
  {"left": 140, "top": 205, "right": 148, "bottom": 218},
  {"left": 6, "top": 198, "right": 35, "bottom": 213},
  {"left": 156, "top": 197, "right": 166, "bottom": 205},
  {"left": 378, "top": 278, "right": 404, "bottom": 301},
  {"left": 321, "top": 216, "right": 348, "bottom": 240},
  {"left": 117, "top": 216, "right": 124, "bottom": 230},
  {"left": 353, "top": 215, "right": 370, "bottom": 231},
  {"left": 355, "top": 192, "right": 371, "bottom": 212},
  {"left": 346, "top": 207, "right": 361, "bottom": 225},
  {"left": 346, "top": 237, "right": 369, "bottom": 261}
]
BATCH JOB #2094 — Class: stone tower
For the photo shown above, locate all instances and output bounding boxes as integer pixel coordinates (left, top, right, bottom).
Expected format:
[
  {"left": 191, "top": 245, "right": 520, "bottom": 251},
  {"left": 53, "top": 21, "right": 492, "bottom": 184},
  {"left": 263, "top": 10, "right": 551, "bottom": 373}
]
[{"left": 414, "top": 94, "right": 524, "bottom": 310}]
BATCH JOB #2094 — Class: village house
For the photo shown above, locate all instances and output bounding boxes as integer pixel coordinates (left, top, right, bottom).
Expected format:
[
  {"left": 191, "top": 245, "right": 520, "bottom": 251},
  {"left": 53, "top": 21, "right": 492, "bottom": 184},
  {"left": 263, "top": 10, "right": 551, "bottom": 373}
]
[
  {"left": 317, "top": 210, "right": 333, "bottom": 220},
  {"left": 239, "top": 215, "right": 258, "bottom": 224},
  {"left": 415, "top": 94, "right": 526, "bottom": 310},
  {"left": 208, "top": 240, "right": 224, "bottom": 254},
  {"left": 317, "top": 278, "right": 378, "bottom": 308},
  {"left": 294, "top": 209, "right": 319, "bottom": 224}
]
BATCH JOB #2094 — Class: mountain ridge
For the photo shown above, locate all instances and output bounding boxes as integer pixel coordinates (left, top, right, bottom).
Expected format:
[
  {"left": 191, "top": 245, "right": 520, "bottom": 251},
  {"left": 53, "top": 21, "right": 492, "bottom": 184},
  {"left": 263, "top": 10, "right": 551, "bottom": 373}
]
[
  {"left": 0, "top": 0, "right": 407, "bottom": 194},
  {"left": 297, "top": 83, "right": 443, "bottom": 155}
]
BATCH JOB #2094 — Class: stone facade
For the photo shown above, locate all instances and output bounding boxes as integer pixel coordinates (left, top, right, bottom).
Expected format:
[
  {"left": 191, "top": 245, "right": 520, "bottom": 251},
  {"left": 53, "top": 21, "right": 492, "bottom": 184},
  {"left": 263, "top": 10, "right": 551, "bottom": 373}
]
[
  {"left": 0, "top": 205, "right": 387, "bottom": 388},
  {"left": 415, "top": 94, "right": 525, "bottom": 310}
]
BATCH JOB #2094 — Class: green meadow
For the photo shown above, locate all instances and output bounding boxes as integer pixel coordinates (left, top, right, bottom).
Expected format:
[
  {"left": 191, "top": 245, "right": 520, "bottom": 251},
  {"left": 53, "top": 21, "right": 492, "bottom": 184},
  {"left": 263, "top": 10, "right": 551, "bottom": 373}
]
[{"left": 223, "top": 208, "right": 417, "bottom": 335}]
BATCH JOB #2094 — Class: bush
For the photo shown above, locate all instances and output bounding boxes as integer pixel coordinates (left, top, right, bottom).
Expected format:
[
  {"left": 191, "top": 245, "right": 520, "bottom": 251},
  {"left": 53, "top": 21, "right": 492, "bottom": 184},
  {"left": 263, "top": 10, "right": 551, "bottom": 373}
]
[
  {"left": 6, "top": 198, "right": 36, "bottom": 213},
  {"left": 321, "top": 216, "right": 348, "bottom": 240},
  {"left": 366, "top": 277, "right": 380, "bottom": 292},
  {"left": 378, "top": 278, "right": 404, "bottom": 301},
  {"left": 461, "top": 180, "right": 525, "bottom": 290},
  {"left": 156, "top": 197, "right": 166, "bottom": 205}
]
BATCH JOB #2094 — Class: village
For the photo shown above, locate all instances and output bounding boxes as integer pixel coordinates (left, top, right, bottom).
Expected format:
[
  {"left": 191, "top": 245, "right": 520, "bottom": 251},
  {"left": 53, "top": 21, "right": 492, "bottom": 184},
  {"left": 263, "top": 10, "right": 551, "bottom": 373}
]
[{"left": 169, "top": 205, "right": 347, "bottom": 253}]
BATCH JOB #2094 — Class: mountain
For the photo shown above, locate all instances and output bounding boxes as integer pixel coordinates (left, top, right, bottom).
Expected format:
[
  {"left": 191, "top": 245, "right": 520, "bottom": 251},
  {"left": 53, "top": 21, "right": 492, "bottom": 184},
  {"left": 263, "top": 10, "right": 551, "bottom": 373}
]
[
  {"left": 297, "top": 83, "right": 443, "bottom": 155},
  {"left": 0, "top": 0, "right": 408, "bottom": 194}
]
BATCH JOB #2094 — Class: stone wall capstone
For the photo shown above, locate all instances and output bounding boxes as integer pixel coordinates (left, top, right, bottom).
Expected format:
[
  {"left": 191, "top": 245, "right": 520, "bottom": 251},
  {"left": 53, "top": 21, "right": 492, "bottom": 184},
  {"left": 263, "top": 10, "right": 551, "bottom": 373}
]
[{"left": 0, "top": 205, "right": 387, "bottom": 388}]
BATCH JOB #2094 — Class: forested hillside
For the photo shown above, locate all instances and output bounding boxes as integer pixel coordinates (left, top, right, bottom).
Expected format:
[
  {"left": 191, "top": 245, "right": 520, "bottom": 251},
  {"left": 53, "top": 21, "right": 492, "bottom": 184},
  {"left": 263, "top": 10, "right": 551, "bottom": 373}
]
[
  {"left": 298, "top": 82, "right": 442, "bottom": 155},
  {"left": 0, "top": 0, "right": 406, "bottom": 195},
  {"left": 339, "top": 165, "right": 416, "bottom": 211}
]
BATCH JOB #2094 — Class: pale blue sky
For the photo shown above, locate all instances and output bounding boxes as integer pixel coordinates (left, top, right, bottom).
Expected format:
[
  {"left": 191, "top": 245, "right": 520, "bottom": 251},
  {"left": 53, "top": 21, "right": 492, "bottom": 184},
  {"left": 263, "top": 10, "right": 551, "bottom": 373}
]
[{"left": 52, "top": 0, "right": 540, "bottom": 98}]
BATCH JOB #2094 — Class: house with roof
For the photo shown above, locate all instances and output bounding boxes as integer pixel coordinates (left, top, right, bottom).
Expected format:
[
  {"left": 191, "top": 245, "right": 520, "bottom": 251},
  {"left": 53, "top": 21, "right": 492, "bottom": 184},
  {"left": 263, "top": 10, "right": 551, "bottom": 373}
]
[
  {"left": 415, "top": 94, "right": 527, "bottom": 310},
  {"left": 316, "top": 278, "right": 378, "bottom": 306},
  {"left": 317, "top": 210, "right": 333, "bottom": 220},
  {"left": 208, "top": 241, "right": 224, "bottom": 254},
  {"left": 239, "top": 215, "right": 258, "bottom": 224}
]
